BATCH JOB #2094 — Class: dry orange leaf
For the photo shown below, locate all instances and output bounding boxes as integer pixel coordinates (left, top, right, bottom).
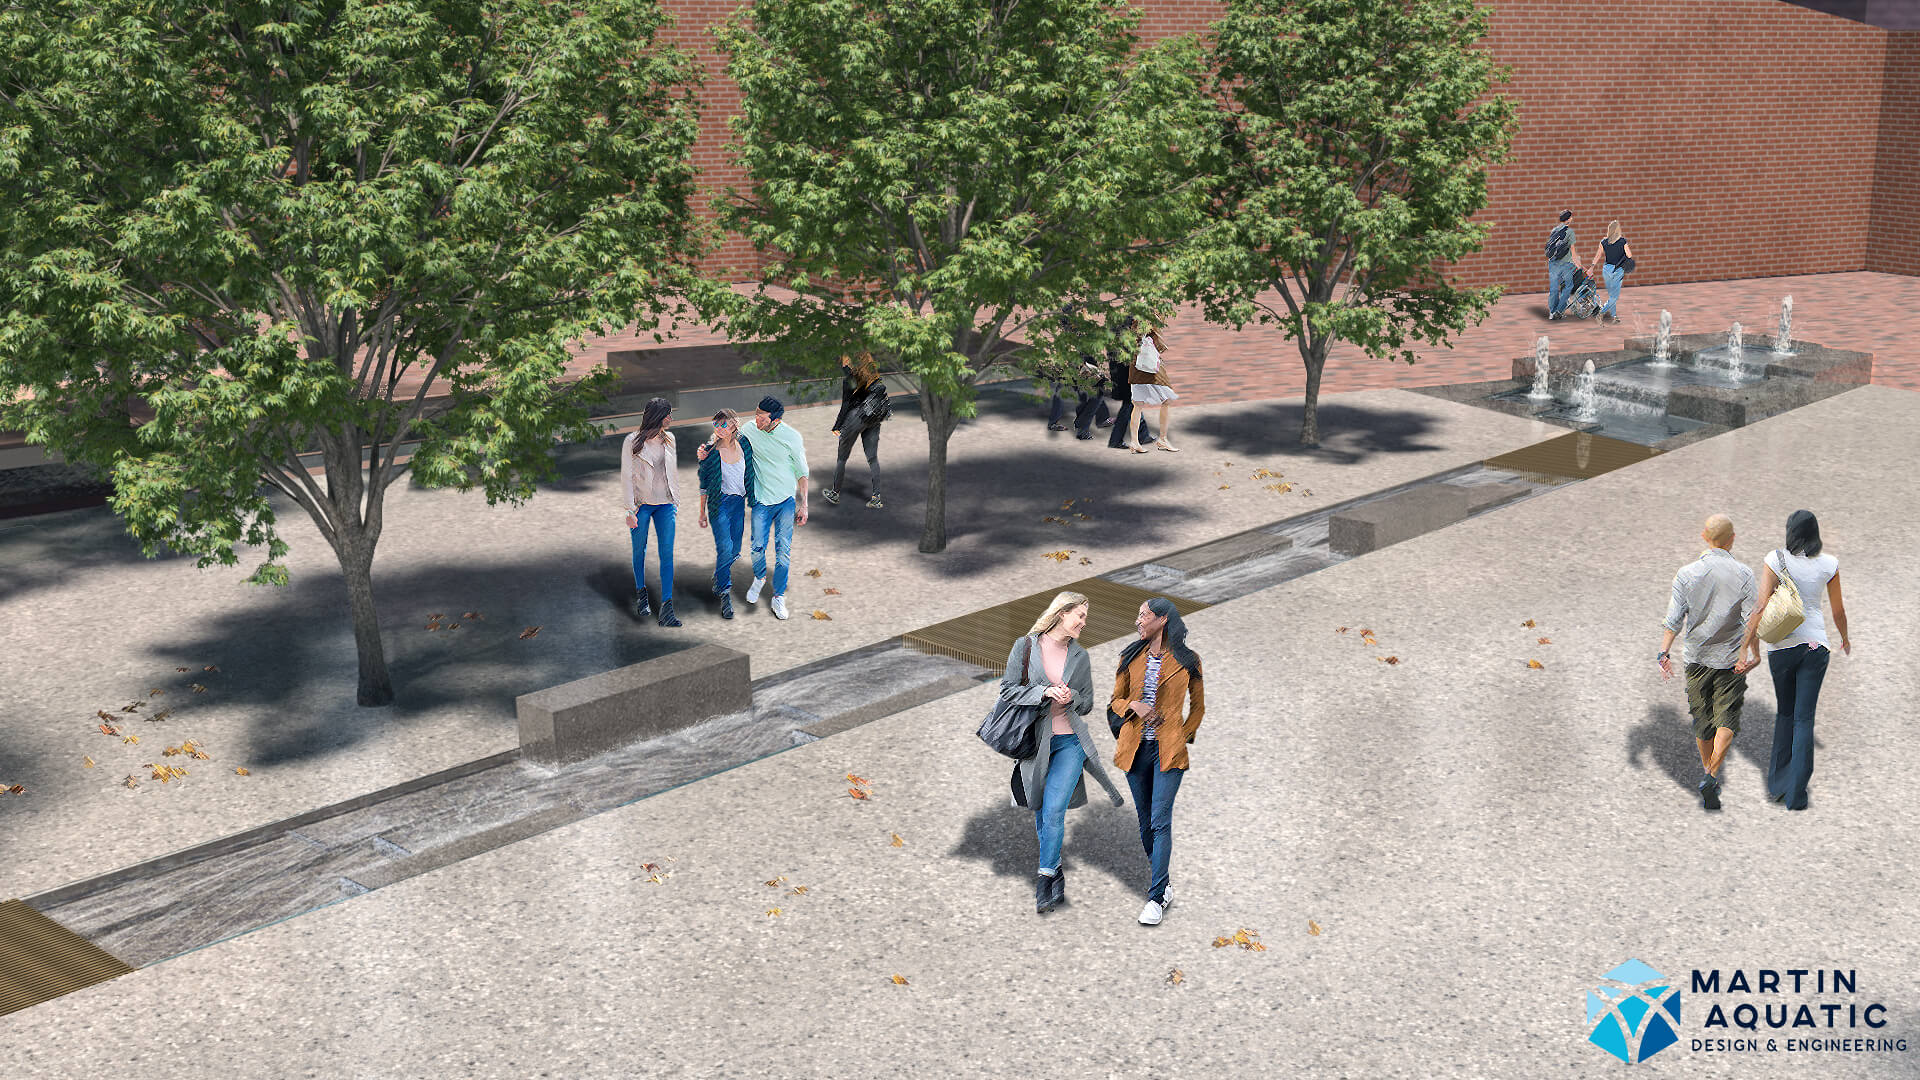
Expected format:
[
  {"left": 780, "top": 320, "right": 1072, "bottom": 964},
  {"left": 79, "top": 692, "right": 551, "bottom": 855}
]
[
  {"left": 890, "top": 974, "right": 909, "bottom": 986},
  {"left": 788, "top": 885, "right": 809, "bottom": 896},
  {"left": 84, "top": 756, "right": 96, "bottom": 768},
  {"left": 1264, "top": 482, "right": 1292, "bottom": 493},
  {"left": 446, "top": 622, "right": 461, "bottom": 630},
  {"left": 175, "top": 666, "right": 190, "bottom": 672},
  {"left": 162, "top": 744, "right": 183, "bottom": 757},
  {"left": 97, "top": 722, "right": 119, "bottom": 736},
  {"left": 190, "top": 684, "right": 207, "bottom": 694},
  {"left": 1357, "top": 628, "right": 1373, "bottom": 637},
  {"left": 148, "top": 709, "right": 172, "bottom": 723},
  {"left": 1521, "top": 619, "right": 1537, "bottom": 628},
  {"left": 766, "top": 908, "right": 782, "bottom": 917},
  {"left": 122, "top": 735, "right": 139, "bottom": 744},
  {"left": 123, "top": 775, "right": 140, "bottom": 789},
  {"left": 1166, "top": 968, "right": 1185, "bottom": 986},
  {"left": 846, "top": 773, "right": 869, "bottom": 785},
  {"left": 1309, "top": 920, "right": 1323, "bottom": 936},
  {"left": 148, "top": 688, "right": 164, "bottom": 697},
  {"left": 1527, "top": 659, "right": 1545, "bottom": 669},
  {"left": 1252, "top": 467, "right": 1281, "bottom": 479},
  {"left": 462, "top": 612, "right": 484, "bottom": 620},
  {"left": 426, "top": 623, "right": 442, "bottom": 631},
  {"left": 806, "top": 568, "right": 822, "bottom": 578},
  {"left": 647, "top": 873, "right": 669, "bottom": 885},
  {"left": 1335, "top": 627, "right": 1349, "bottom": 634},
  {"left": 1043, "top": 550, "right": 1073, "bottom": 561},
  {"left": 810, "top": 610, "right": 832, "bottom": 620},
  {"left": 429, "top": 613, "right": 445, "bottom": 620},
  {"left": 640, "top": 862, "right": 659, "bottom": 872},
  {"left": 4, "top": 784, "right": 23, "bottom": 795},
  {"left": 234, "top": 767, "right": 250, "bottom": 776},
  {"left": 1219, "top": 484, "right": 1231, "bottom": 489},
  {"left": 1360, "top": 633, "right": 1378, "bottom": 645},
  {"left": 764, "top": 876, "right": 788, "bottom": 887},
  {"left": 520, "top": 626, "right": 542, "bottom": 639},
  {"left": 847, "top": 787, "right": 870, "bottom": 800},
  {"left": 1538, "top": 637, "right": 1552, "bottom": 645},
  {"left": 1074, "top": 513, "right": 1091, "bottom": 520},
  {"left": 823, "top": 588, "right": 841, "bottom": 595},
  {"left": 890, "top": 833, "right": 904, "bottom": 847},
  {"left": 95, "top": 709, "right": 116, "bottom": 722},
  {"left": 1078, "top": 557, "right": 1091, "bottom": 565},
  {"left": 120, "top": 702, "right": 142, "bottom": 712},
  {"left": 202, "top": 665, "right": 219, "bottom": 672},
  {"left": 1300, "top": 488, "right": 1314, "bottom": 496},
  {"left": 1378, "top": 656, "right": 1400, "bottom": 665}
]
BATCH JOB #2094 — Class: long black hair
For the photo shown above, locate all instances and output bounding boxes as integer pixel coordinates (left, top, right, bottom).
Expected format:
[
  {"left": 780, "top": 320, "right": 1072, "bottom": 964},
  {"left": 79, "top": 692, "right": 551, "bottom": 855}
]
[
  {"left": 1118, "top": 596, "right": 1201, "bottom": 678},
  {"left": 1785, "top": 509, "right": 1822, "bottom": 558},
  {"left": 634, "top": 397, "right": 672, "bottom": 449}
]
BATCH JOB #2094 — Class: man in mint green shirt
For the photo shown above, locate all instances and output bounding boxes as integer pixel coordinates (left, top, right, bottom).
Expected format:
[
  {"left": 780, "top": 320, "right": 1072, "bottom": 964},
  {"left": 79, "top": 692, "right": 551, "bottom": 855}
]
[{"left": 699, "top": 395, "right": 808, "bottom": 620}]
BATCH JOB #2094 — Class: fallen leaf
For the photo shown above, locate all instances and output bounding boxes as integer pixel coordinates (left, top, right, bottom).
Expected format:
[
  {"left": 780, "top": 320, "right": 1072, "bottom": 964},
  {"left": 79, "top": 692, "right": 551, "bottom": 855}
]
[
  {"left": 175, "top": 666, "right": 190, "bottom": 672},
  {"left": 1252, "top": 467, "right": 1282, "bottom": 479},
  {"left": 1264, "top": 482, "right": 1292, "bottom": 493},
  {"left": 1521, "top": 619, "right": 1537, "bottom": 628},
  {"left": 84, "top": 756, "right": 96, "bottom": 768},
  {"left": 890, "top": 833, "right": 904, "bottom": 847},
  {"left": 1043, "top": 550, "right": 1074, "bottom": 562},
  {"left": 766, "top": 908, "right": 782, "bottom": 917},
  {"left": 190, "top": 684, "right": 207, "bottom": 694},
  {"left": 462, "top": 612, "right": 484, "bottom": 620},
  {"left": 640, "top": 862, "right": 659, "bottom": 872},
  {"left": 1300, "top": 488, "right": 1313, "bottom": 496},
  {"left": 1166, "top": 968, "right": 1185, "bottom": 986},
  {"left": 846, "top": 773, "right": 869, "bottom": 785},
  {"left": 123, "top": 775, "right": 140, "bottom": 788},
  {"left": 148, "top": 688, "right": 163, "bottom": 697},
  {"left": 120, "top": 702, "right": 142, "bottom": 712},
  {"left": 426, "top": 623, "right": 442, "bottom": 632},
  {"left": 764, "top": 877, "right": 788, "bottom": 887},
  {"left": 97, "top": 723, "right": 119, "bottom": 736},
  {"left": 890, "top": 974, "right": 909, "bottom": 986},
  {"left": 1074, "top": 513, "right": 1091, "bottom": 520},
  {"left": 428, "top": 613, "right": 445, "bottom": 620},
  {"left": 806, "top": 568, "right": 822, "bottom": 578},
  {"left": 1360, "top": 632, "right": 1378, "bottom": 645},
  {"left": 1358, "top": 628, "right": 1373, "bottom": 637},
  {"left": 646, "top": 873, "right": 670, "bottom": 885},
  {"left": 4, "top": 784, "right": 23, "bottom": 795},
  {"left": 1335, "top": 626, "right": 1349, "bottom": 634},
  {"left": 234, "top": 767, "right": 249, "bottom": 776},
  {"left": 446, "top": 622, "right": 460, "bottom": 630},
  {"left": 520, "top": 626, "right": 542, "bottom": 639},
  {"left": 1212, "top": 937, "right": 1231, "bottom": 948},
  {"left": 1309, "top": 920, "right": 1323, "bottom": 936},
  {"left": 823, "top": 588, "right": 841, "bottom": 595},
  {"left": 810, "top": 610, "right": 832, "bottom": 620},
  {"left": 788, "top": 885, "right": 809, "bottom": 895},
  {"left": 122, "top": 735, "right": 139, "bottom": 744},
  {"left": 1379, "top": 656, "right": 1400, "bottom": 665},
  {"left": 847, "top": 787, "right": 870, "bottom": 800},
  {"left": 148, "top": 709, "right": 172, "bottom": 722},
  {"left": 188, "top": 748, "right": 210, "bottom": 761},
  {"left": 1527, "top": 659, "right": 1545, "bottom": 669},
  {"left": 1219, "top": 484, "right": 1231, "bottom": 489},
  {"left": 162, "top": 744, "right": 183, "bottom": 757},
  {"left": 202, "top": 665, "right": 219, "bottom": 672},
  {"left": 96, "top": 710, "right": 116, "bottom": 722},
  {"left": 1060, "top": 500, "right": 1075, "bottom": 509},
  {"left": 1537, "top": 637, "right": 1552, "bottom": 645},
  {"left": 1077, "top": 558, "right": 1091, "bottom": 566}
]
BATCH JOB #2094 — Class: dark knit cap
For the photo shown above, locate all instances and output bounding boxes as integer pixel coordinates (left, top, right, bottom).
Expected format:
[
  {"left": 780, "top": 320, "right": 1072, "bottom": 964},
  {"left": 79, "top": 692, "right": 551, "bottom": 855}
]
[
  {"left": 758, "top": 396, "right": 784, "bottom": 419},
  {"left": 1559, "top": 209, "right": 1573, "bottom": 222}
]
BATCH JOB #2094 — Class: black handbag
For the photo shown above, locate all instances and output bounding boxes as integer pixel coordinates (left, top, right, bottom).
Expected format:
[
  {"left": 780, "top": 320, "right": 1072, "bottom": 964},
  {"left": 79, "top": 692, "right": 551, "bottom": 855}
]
[
  {"left": 856, "top": 381, "right": 891, "bottom": 424},
  {"left": 1620, "top": 255, "right": 1635, "bottom": 273},
  {"left": 978, "top": 637, "right": 1042, "bottom": 759}
]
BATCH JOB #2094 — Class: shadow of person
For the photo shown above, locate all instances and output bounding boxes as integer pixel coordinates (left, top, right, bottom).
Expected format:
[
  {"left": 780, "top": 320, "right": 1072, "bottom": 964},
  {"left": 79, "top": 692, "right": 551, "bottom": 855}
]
[
  {"left": 1624, "top": 704, "right": 1703, "bottom": 795},
  {"left": 947, "top": 779, "right": 1146, "bottom": 894}
]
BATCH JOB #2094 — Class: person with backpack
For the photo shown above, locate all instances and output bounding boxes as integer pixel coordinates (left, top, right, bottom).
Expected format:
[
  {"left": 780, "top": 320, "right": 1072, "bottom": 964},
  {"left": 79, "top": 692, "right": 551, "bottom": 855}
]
[
  {"left": 823, "top": 351, "right": 889, "bottom": 509},
  {"left": 1002, "top": 592, "right": 1126, "bottom": 915},
  {"left": 1546, "top": 209, "right": 1579, "bottom": 320}
]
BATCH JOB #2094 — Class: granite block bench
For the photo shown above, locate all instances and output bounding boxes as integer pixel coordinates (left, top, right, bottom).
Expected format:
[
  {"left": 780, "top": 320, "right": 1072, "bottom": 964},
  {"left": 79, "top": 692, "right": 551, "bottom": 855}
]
[
  {"left": 1328, "top": 484, "right": 1473, "bottom": 556},
  {"left": 516, "top": 644, "right": 752, "bottom": 766}
]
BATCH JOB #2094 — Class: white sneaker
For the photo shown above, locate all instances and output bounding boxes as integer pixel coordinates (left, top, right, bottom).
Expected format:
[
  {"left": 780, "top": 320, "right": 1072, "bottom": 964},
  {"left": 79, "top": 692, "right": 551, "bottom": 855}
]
[
  {"left": 745, "top": 577, "right": 766, "bottom": 604},
  {"left": 770, "top": 595, "right": 789, "bottom": 620},
  {"left": 1138, "top": 899, "right": 1165, "bottom": 926}
]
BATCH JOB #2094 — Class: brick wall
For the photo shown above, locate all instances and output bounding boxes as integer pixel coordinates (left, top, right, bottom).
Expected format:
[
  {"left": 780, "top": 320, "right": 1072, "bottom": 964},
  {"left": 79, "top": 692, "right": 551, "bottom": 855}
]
[
  {"left": 658, "top": 0, "right": 763, "bottom": 280},
  {"left": 1867, "top": 31, "right": 1920, "bottom": 272},
  {"left": 666, "top": 0, "right": 1902, "bottom": 289}
]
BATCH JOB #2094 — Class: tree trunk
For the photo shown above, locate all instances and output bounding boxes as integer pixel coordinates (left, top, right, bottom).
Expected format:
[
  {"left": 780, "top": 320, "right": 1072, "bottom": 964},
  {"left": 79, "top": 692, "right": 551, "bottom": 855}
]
[
  {"left": 1298, "top": 341, "right": 1330, "bottom": 447},
  {"left": 918, "top": 391, "right": 959, "bottom": 554},
  {"left": 338, "top": 537, "right": 395, "bottom": 706}
]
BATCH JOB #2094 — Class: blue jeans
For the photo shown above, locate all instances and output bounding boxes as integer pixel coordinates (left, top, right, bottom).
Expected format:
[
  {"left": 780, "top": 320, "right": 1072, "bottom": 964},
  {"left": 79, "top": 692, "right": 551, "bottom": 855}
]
[
  {"left": 1767, "top": 643, "right": 1830, "bottom": 810},
  {"left": 1548, "top": 260, "right": 1579, "bottom": 315},
  {"left": 750, "top": 497, "right": 796, "bottom": 597},
  {"left": 1601, "top": 263, "right": 1624, "bottom": 316},
  {"left": 628, "top": 503, "right": 675, "bottom": 602},
  {"left": 709, "top": 493, "right": 746, "bottom": 594},
  {"left": 1124, "top": 739, "right": 1185, "bottom": 904},
  {"left": 1033, "top": 732, "right": 1087, "bottom": 875}
]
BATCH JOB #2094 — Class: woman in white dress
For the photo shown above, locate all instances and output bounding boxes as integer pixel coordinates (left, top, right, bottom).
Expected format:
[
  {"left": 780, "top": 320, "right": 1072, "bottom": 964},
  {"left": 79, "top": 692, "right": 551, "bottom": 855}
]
[
  {"left": 1740, "top": 510, "right": 1850, "bottom": 811},
  {"left": 1126, "top": 322, "right": 1179, "bottom": 454}
]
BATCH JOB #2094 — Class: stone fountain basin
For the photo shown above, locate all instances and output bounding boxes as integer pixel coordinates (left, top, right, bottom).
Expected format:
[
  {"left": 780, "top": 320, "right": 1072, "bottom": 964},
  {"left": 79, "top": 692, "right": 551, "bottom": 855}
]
[{"left": 1508, "top": 336, "right": 1872, "bottom": 428}]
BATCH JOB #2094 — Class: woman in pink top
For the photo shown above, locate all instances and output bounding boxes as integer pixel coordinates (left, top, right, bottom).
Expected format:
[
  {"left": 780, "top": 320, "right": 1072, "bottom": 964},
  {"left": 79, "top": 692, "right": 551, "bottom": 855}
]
[
  {"left": 1002, "top": 591, "right": 1125, "bottom": 915},
  {"left": 622, "top": 398, "right": 681, "bottom": 627}
]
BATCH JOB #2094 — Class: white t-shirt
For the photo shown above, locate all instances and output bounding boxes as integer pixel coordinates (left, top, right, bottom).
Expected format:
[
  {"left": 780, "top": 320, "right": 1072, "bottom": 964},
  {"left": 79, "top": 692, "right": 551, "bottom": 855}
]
[{"left": 1761, "top": 549, "right": 1839, "bottom": 652}]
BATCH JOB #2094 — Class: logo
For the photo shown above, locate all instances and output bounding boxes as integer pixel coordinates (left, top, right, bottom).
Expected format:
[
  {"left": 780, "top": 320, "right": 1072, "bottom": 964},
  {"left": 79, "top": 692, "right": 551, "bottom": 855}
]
[{"left": 1588, "top": 959, "right": 1681, "bottom": 1063}]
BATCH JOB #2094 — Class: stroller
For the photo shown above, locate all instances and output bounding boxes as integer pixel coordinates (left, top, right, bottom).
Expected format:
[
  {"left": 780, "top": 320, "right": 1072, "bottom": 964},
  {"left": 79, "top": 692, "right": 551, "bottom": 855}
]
[{"left": 1563, "top": 265, "right": 1602, "bottom": 320}]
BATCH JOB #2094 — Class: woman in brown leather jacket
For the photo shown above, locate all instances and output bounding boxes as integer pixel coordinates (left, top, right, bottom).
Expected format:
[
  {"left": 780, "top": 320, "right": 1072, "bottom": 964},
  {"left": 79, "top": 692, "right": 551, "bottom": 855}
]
[{"left": 1109, "top": 596, "right": 1205, "bottom": 925}]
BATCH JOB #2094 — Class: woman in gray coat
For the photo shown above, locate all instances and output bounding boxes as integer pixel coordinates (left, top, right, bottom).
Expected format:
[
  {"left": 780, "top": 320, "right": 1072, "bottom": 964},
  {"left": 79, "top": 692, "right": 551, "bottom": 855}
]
[{"left": 1001, "top": 591, "right": 1126, "bottom": 914}]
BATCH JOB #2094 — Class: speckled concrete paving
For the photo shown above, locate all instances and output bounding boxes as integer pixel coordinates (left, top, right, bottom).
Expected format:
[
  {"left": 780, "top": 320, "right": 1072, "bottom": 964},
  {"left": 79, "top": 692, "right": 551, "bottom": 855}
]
[
  {"left": 1, "top": 387, "right": 1552, "bottom": 901},
  {"left": 1, "top": 386, "right": 1914, "bottom": 1077}
]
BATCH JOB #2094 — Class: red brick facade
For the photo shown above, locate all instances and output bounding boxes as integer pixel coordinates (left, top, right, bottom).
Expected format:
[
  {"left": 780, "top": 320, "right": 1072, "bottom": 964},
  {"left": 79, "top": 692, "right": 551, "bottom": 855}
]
[{"left": 666, "top": 0, "right": 1914, "bottom": 289}]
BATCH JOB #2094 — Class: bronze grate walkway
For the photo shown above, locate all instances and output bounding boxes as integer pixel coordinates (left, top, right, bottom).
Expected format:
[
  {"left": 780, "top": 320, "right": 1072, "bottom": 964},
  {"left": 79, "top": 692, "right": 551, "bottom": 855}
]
[
  {"left": 903, "top": 577, "right": 1209, "bottom": 671},
  {"left": 0, "top": 898, "right": 134, "bottom": 1017},
  {"left": 1480, "top": 430, "right": 1661, "bottom": 480}
]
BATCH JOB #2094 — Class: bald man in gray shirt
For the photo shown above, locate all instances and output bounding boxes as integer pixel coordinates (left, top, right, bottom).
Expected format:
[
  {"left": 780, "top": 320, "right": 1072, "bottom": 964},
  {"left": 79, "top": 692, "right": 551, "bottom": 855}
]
[{"left": 1659, "top": 514, "right": 1760, "bottom": 811}]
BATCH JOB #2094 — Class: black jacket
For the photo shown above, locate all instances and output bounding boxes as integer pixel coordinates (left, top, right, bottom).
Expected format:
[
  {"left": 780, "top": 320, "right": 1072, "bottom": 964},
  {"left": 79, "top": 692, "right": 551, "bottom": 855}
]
[{"left": 832, "top": 373, "right": 883, "bottom": 431}]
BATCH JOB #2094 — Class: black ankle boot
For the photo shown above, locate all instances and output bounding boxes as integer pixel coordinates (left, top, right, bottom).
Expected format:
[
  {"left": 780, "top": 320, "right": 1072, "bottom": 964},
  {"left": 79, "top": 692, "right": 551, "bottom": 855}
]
[
  {"left": 657, "top": 600, "right": 681, "bottom": 627},
  {"left": 1048, "top": 867, "right": 1066, "bottom": 908},
  {"left": 1036, "top": 873, "right": 1057, "bottom": 914},
  {"left": 719, "top": 593, "right": 734, "bottom": 620},
  {"left": 631, "top": 591, "right": 651, "bottom": 619}
]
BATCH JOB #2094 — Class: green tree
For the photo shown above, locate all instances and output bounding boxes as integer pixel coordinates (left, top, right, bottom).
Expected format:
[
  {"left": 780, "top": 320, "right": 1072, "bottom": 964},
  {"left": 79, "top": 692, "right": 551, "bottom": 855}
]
[
  {"left": 0, "top": 0, "right": 710, "bottom": 705},
  {"left": 1180, "top": 0, "right": 1518, "bottom": 446},
  {"left": 713, "top": 0, "right": 1215, "bottom": 553}
]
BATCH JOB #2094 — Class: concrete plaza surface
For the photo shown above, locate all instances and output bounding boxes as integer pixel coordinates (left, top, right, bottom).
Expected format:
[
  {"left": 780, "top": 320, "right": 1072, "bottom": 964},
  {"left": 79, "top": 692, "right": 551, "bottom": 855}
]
[
  {"left": 1, "top": 387, "right": 1550, "bottom": 901},
  {"left": 3, "top": 388, "right": 1915, "bottom": 1077}
]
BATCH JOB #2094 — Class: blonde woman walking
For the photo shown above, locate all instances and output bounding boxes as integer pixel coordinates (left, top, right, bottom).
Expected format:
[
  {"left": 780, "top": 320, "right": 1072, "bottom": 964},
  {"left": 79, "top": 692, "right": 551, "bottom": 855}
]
[
  {"left": 1588, "top": 220, "right": 1634, "bottom": 324},
  {"left": 1127, "top": 322, "right": 1179, "bottom": 454},
  {"left": 1002, "top": 591, "right": 1125, "bottom": 914}
]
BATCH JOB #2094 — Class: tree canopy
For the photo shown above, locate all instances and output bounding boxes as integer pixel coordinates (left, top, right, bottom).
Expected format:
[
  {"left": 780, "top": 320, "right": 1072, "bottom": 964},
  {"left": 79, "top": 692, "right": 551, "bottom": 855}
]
[
  {"left": 1178, "top": 0, "right": 1518, "bottom": 445},
  {"left": 714, "top": 0, "right": 1217, "bottom": 552},
  {"left": 0, "top": 0, "right": 711, "bottom": 704}
]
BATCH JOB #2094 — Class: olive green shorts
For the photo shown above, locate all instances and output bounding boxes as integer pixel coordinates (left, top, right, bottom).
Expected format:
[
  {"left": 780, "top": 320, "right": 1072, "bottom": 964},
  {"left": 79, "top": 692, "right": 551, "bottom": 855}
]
[{"left": 1685, "top": 663, "right": 1746, "bottom": 739}]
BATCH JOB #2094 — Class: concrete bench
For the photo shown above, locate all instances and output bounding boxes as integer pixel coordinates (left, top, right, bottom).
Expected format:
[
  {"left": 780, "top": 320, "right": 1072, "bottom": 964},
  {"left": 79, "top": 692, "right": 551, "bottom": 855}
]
[
  {"left": 1144, "top": 528, "right": 1293, "bottom": 578},
  {"left": 516, "top": 644, "right": 752, "bottom": 766},
  {"left": 1328, "top": 484, "right": 1472, "bottom": 556}
]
